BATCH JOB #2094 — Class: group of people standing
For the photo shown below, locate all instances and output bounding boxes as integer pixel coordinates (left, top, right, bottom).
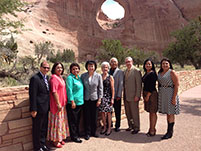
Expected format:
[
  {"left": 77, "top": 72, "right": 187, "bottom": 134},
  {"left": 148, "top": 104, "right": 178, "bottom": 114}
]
[{"left": 29, "top": 57, "right": 180, "bottom": 151}]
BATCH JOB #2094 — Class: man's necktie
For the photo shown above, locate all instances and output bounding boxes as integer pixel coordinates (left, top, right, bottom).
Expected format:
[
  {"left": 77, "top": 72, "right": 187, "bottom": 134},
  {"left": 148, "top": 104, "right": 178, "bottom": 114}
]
[{"left": 44, "top": 76, "right": 49, "bottom": 91}]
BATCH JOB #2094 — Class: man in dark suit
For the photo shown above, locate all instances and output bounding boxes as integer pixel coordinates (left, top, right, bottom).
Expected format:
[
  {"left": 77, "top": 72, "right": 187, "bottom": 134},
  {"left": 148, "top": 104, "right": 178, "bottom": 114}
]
[
  {"left": 29, "top": 61, "right": 50, "bottom": 151},
  {"left": 109, "top": 57, "right": 124, "bottom": 132}
]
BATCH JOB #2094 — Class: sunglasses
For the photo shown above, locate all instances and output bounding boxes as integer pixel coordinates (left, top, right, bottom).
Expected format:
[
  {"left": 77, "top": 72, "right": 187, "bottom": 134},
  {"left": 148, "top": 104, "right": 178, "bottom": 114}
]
[{"left": 42, "top": 66, "right": 50, "bottom": 70}]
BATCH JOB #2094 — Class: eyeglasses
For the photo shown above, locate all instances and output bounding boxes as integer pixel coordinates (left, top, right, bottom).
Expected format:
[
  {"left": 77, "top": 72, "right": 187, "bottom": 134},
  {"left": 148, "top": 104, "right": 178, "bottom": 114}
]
[{"left": 42, "top": 66, "right": 50, "bottom": 70}]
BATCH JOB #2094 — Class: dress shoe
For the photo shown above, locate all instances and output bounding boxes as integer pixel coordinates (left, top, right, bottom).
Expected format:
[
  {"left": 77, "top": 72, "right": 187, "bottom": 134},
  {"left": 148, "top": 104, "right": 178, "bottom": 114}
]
[
  {"left": 42, "top": 145, "right": 50, "bottom": 151},
  {"left": 53, "top": 142, "right": 62, "bottom": 148},
  {"left": 35, "top": 148, "right": 44, "bottom": 151},
  {"left": 105, "top": 130, "right": 112, "bottom": 136},
  {"left": 84, "top": 135, "right": 90, "bottom": 140},
  {"left": 91, "top": 133, "right": 99, "bottom": 138},
  {"left": 131, "top": 130, "right": 139, "bottom": 134},
  {"left": 115, "top": 128, "right": 120, "bottom": 132},
  {"left": 72, "top": 138, "right": 82, "bottom": 143},
  {"left": 125, "top": 128, "right": 132, "bottom": 131}
]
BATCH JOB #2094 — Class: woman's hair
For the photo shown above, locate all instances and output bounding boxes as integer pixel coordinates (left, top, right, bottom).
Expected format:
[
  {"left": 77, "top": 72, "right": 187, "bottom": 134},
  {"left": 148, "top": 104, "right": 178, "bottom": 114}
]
[
  {"left": 69, "top": 63, "right": 80, "bottom": 73},
  {"left": 143, "top": 59, "right": 156, "bottom": 73},
  {"left": 51, "top": 62, "right": 64, "bottom": 75},
  {"left": 158, "top": 58, "right": 173, "bottom": 73},
  {"left": 101, "top": 61, "right": 110, "bottom": 69},
  {"left": 85, "top": 60, "right": 97, "bottom": 71}
]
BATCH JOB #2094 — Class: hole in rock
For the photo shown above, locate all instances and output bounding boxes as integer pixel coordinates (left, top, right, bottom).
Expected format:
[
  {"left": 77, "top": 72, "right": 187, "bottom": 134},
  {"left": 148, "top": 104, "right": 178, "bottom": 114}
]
[{"left": 97, "top": 0, "right": 125, "bottom": 30}]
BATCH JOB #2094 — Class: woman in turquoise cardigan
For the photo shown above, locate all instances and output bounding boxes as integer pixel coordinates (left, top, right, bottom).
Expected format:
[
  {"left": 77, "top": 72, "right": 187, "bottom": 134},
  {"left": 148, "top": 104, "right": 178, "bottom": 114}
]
[{"left": 66, "top": 63, "right": 84, "bottom": 143}]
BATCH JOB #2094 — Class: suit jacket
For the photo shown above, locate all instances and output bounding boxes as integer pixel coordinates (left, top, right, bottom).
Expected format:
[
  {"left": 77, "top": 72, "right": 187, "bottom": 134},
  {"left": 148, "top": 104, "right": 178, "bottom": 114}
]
[
  {"left": 123, "top": 66, "right": 142, "bottom": 101},
  {"left": 29, "top": 72, "right": 50, "bottom": 114},
  {"left": 81, "top": 71, "right": 103, "bottom": 101},
  {"left": 112, "top": 68, "right": 124, "bottom": 99}
]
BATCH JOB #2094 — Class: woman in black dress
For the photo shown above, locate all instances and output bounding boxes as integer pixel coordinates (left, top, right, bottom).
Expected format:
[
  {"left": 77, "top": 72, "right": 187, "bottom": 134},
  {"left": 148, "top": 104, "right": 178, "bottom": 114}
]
[
  {"left": 142, "top": 59, "right": 158, "bottom": 136},
  {"left": 99, "top": 61, "right": 115, "bottom": 136}
]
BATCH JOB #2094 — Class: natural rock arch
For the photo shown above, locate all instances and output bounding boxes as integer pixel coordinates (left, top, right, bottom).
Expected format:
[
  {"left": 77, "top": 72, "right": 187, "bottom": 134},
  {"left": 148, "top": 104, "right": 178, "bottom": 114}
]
[{"left": 19, "top": 0, "right": 201, "bottom": 61}]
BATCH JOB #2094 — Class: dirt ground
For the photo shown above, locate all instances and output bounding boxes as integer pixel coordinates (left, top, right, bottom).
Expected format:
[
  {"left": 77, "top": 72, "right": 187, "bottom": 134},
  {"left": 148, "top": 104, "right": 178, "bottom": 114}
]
[{"left": 51, "top": 85, "right": 201, "bottom": 151}]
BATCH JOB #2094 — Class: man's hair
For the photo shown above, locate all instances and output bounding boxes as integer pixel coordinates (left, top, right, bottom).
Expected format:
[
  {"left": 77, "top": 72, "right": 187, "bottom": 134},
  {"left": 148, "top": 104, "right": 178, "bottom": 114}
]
[
  {"left": 109, "top": 57, "right": 118, "bottom": 64},
  {"left": 125, "top": 56, "right": 133, "bottom": 62}
]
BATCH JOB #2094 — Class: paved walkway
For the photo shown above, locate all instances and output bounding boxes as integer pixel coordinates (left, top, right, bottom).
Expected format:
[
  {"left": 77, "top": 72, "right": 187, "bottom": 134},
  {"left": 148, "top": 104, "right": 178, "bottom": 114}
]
[{"left": 53, "top": 85, "right": 201, "bottom": 151}]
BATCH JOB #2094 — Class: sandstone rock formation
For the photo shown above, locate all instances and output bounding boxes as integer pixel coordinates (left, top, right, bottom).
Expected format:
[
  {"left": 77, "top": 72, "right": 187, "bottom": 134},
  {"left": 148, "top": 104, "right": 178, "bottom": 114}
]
[{"left": 17, "top": 0, "right": 201, "bottom": 61}]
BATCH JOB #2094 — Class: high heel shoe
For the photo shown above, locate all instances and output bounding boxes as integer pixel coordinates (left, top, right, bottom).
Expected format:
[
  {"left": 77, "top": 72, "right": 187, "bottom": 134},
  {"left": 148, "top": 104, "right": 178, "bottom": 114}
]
[
  {"left": 146, "top": 130, "right": 156, "bottom": 137},
  {"left": 100, "top": 129, "right": 107, "bottom": 135},
  {"left": 105, "top": 130, "right": 112, "bottom": 136}
]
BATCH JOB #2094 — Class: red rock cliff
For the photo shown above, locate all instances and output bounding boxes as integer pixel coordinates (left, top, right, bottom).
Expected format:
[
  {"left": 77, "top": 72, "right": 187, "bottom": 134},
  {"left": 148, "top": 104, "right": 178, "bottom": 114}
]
[{"left": 19, "top": 0, "right": 201, "bottom": 61}]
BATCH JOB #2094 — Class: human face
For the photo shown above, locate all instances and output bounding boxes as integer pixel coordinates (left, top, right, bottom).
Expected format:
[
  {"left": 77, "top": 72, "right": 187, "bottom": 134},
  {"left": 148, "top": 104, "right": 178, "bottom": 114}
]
[
  {"left": 145, "top": 60, "right": 152, "bottom": 72},
  {"left": 101, "top": 64, "right": 109, "bottom": 74},
  {"left": 162, "top": 60, "right": 170, "bottom": 71},
  {"left": 40, "top": 62, "right": 50, "bottom": 75},
  {"left": 55, "top": 64, "right": 63, "bottom": 76},
  {"left": 125, "top": 58, "right": 133, "bottom": 69},
  {"left": 110, "top": 59, "right": 118, "bottom": 69},
  {"left": 71, "top": 66, "right": 80, "bottom": 76},
  {"left": 87, "top": 64, "right": 95, "bottom": 73}
]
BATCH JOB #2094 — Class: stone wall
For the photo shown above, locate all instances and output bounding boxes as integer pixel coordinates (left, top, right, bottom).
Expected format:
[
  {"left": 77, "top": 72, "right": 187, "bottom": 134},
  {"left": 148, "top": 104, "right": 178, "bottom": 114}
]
[
  {"left": 0, "top": 86, "right": 32, "bottom": 151},
  {"left": 0, "top": 70, "right": 200, "bottom": 151},
  {"left": 177, "top": 70, "right": 201, "bottom": 94}
]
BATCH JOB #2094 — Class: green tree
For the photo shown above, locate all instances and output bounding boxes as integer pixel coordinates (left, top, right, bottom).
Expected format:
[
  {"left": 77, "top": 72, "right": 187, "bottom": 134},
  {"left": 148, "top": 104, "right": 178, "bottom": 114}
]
[
  {"left": 48, "top": 49, "right": 75, "bottom": 63},
  {"left": 61, "top": 49, "right": 75, "bottom": 62},
  {"left": 163, "top": 17, "right": 201, "bottom": 69},
  {"left": 128, "top": 47, "right": 146, "bottom": 67},
  {"left": 147, "top": 51, "right": 161, "bottom": 66},
  {"left": 0, "top": 0, "right": 25, "bottom": 35},
  {"left": 0, "top": 36, "right": 37, "bottom": 84},
  {"left": 128, "top": 48, "right": 160, "bottom": 67},
  {"left": 0, "top": 35, "right": 18, "bottom": 64},
  {"left": 97, "top": 39, "right": 128, "bottom": 66},
  {"left": 34, "top": 41, "right": 55, "bottom": 64},
  {"left": 163, "top": 42, "right": 186, "bottom": 68}
]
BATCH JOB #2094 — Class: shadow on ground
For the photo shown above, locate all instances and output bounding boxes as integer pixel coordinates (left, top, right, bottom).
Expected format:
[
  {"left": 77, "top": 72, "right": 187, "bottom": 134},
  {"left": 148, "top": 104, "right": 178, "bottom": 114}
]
[{"left": 180, "top": 98, "right": 201, "bottom": 116}]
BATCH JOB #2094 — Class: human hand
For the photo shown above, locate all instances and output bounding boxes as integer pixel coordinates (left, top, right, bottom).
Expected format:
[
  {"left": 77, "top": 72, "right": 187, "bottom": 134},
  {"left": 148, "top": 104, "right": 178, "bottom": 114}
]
[
  {"left": 171, "top": 98, "right": 176, "bottom": 105},
  {"left": 134, "top": 96, "right": 140, "bottom": 102},
  {"left": 96, "top": 99, "right": 101, "bottom": 107},
  {"left": 71, "top": 101, "right": 76, "bottom": 109},
  {"left": 145, "top": 95, "right": 149, "bottom": 102},
  {"left": 116, "top": 97, "right": 121, "bottom": 101},
  {"left": 111, "top": 98, "right": 114, "bottom": 106},
  {"left": 57, "top": 103, "right": 62, "bottom": 112},
  {"left": 31, "top": 111, "right": 37, "bottom": 118}
]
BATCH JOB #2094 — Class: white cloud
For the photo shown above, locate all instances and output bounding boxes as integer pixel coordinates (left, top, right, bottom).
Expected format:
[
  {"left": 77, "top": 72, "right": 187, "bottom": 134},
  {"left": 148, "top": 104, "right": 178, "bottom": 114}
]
[{"left": 101, "top": 0, "right": 125, "bottom": 20}]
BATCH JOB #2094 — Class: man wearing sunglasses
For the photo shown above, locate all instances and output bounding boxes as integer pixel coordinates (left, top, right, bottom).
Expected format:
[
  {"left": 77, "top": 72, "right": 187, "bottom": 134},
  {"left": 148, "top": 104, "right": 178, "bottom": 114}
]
[{"left": 29, "top": 61, "right": 50, "bottom": 151}]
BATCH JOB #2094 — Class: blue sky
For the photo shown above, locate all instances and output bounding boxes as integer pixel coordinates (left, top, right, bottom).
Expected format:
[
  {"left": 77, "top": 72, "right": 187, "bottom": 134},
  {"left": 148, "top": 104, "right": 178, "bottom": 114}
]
[{"left": 101, "top": 0, "right": 125, "bottom": 20}]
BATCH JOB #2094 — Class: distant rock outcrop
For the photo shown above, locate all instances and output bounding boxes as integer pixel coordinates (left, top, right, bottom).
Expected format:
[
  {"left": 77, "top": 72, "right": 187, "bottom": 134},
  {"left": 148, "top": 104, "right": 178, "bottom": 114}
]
[{"left": 18, "top": 0, "right": 201, "bottom": 61}]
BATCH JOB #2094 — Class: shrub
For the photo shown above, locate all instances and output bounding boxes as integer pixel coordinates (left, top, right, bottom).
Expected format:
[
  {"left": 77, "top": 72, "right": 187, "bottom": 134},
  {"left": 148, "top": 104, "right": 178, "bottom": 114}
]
[
  {"left": 163, "top": 17, "right": 201, "bottom": 69},
  {"left": 96, "top": 39, "right": 128, "bottom": 66},
  {"left": 34, "top": 41, "right": 55, "bottom": 64},
  {"left": 48, "top": 49, "right": 75, "bottom": 63},
  {"left": 128, "top": 47, "right": 160, "bottom": 67}
]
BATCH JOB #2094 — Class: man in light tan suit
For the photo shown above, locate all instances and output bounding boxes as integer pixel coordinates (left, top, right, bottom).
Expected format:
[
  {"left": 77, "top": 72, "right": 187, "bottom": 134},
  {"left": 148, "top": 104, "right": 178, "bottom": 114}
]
[{"left": 124, "top": 57, "right": 142, "bottom": 134}]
